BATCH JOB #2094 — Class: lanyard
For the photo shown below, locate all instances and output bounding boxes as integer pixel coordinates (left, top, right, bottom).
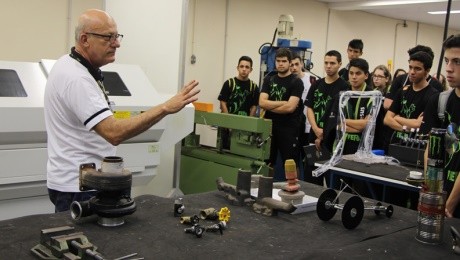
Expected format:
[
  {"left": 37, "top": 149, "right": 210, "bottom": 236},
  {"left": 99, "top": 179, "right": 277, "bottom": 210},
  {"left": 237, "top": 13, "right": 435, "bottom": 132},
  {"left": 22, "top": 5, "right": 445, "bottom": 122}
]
[{"left": 69, "top": 47, "right": 112, "bottom": 110}]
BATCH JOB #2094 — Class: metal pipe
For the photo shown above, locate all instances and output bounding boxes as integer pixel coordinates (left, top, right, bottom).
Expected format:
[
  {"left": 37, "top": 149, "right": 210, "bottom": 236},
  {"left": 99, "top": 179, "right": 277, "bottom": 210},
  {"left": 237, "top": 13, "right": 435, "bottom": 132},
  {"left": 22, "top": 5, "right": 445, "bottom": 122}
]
[
  {"left": 70, "top": 200, "right": 93, "bottom": 220},
  {"left": 436, "top": 0, "right": 452, "bottom": 81}
]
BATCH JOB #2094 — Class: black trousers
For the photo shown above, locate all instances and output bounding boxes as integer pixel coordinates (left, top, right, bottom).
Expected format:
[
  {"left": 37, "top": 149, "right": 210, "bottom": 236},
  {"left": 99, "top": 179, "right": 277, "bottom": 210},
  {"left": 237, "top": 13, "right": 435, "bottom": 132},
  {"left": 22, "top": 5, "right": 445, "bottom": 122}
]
[{"left": 269, "top": 124, "right": 300, "bottom": 170}]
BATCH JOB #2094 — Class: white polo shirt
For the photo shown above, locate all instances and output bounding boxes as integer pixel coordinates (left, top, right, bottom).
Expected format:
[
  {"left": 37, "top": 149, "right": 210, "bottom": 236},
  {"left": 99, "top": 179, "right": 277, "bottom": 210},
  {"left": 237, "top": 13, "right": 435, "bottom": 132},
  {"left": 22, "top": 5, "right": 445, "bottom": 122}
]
[{"left": 44, "top": 54, "right": 116, "bottom": 192}]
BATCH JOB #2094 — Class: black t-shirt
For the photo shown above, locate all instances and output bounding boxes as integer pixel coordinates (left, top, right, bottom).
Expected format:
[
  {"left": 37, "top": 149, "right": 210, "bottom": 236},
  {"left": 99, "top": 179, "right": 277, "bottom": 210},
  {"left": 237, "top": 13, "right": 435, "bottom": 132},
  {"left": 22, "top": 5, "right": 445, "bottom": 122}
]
[
  {"left": 261, "top": 74, "right": 304, "bottom": 127},
  {"left": 388, "top": 85, "right": 439, "bottom": 142},
  {"left": 218, "top": 77, "right": 259, "bottom": 116},
  {"left": 421, "top": 90, "right": 460, "bottom": 217},
  {"left": 389, "top": 85, "right": 438, "bottom": 119},
  {"left": 386, "top": 74, "right": 443, "bottom": 100},
  {"left": 339, "top": 67, "right": 349, "bottom": 82},
  {"left": 326, "top": 85, "right": 374, "bottom": 155},
  {"left": 305, "top": 77, "right": 349, "bottom": 143}
]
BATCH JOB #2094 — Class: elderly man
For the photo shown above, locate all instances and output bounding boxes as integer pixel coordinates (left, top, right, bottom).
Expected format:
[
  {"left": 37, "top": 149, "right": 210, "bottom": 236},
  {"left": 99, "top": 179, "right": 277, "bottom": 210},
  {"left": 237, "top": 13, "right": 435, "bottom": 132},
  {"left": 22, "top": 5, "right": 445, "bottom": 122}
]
[{"left": 44, "top": 9, "right": 199, "bottom": 212}]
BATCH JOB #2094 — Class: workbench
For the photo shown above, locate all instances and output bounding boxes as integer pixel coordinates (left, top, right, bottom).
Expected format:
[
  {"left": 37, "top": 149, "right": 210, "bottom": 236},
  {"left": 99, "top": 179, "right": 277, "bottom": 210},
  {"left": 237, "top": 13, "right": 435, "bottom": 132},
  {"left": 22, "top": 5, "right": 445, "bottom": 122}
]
[{"left": 0, "top": 182, "right": 457, "bottom": 259}]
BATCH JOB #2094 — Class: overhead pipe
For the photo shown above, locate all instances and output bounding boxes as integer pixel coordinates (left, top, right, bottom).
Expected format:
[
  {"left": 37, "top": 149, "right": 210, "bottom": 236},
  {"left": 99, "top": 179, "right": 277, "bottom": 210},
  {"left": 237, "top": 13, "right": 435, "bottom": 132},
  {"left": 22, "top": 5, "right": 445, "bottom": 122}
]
[{"left": 436, "top": 0, "right": 452, "bottom": 79}]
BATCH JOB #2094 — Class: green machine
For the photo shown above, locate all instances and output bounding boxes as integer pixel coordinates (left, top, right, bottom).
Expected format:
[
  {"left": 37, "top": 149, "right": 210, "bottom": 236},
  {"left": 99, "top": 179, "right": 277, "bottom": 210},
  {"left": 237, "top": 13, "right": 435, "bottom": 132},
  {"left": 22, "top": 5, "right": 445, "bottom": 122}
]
[{"left": 180, "top": 111, "right": 272, "bottom": 194}]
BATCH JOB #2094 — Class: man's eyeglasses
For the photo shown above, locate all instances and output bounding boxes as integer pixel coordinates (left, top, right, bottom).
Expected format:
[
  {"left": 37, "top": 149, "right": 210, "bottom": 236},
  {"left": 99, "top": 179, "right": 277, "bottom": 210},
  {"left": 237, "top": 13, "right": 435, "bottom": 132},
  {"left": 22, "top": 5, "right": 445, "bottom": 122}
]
[
  {"left": 372, "top": 75, "right": 387, "bottom": 79},
  {"left": 86, "top": 32, "right": 123, "bottom": 43}
]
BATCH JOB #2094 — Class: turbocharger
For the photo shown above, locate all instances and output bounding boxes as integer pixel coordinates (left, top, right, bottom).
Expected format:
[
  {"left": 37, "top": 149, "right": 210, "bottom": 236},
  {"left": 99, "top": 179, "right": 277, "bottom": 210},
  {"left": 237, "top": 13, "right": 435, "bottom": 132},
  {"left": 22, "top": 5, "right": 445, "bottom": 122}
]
[{"left": 70, "top": 156, "right": 136, "bottom": 227}]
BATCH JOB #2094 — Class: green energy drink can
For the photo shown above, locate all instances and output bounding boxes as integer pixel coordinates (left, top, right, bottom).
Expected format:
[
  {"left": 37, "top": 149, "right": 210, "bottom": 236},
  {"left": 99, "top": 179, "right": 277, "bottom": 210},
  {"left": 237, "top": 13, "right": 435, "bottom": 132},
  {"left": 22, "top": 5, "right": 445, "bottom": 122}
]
[
  {"left": 427, "top": 128, "right": 446, "bottom": 167},
  {"left": 426, "top": 128, "right": 446, "bottom": 193}
]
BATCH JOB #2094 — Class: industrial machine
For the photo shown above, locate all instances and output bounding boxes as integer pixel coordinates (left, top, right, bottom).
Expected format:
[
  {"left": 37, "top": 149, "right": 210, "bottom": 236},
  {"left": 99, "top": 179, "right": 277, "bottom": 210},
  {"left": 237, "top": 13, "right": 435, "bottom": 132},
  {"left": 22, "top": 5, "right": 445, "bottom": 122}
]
[
  {"left": 180, "top": 111, "right": 272, "bottom": 194},
  {"left": 0, "top": 59, "right": 194, "bottom": 220},
  {"left": 258, "top": 14, "right": 313, "bottom": 86}
]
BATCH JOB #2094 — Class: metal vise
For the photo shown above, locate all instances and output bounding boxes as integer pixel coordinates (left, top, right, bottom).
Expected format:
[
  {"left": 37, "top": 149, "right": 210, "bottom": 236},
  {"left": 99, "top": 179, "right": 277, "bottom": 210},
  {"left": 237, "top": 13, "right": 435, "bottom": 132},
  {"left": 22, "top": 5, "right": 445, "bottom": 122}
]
[{"left": 31, "top": 226, "right": 104, "bottom": 260}]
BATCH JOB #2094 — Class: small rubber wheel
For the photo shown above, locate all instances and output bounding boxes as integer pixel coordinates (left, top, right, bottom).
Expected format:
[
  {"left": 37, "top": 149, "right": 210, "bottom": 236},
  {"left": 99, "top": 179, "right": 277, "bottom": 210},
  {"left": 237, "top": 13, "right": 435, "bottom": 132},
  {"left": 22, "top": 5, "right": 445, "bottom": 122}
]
[
  {"left": 386, "top": 205, "right": 394, "bottom": 218},
  {"left": 342, "top": 196, "right": 364, "bottom": 230},
  {"left": 316, "top": 189, "right": 338, "bottom": 221}
]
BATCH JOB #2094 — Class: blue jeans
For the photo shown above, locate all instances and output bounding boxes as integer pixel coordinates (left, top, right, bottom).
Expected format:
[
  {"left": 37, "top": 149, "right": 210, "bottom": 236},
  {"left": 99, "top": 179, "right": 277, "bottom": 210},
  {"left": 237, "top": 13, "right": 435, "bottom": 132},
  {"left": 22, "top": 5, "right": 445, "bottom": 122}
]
[{"left": 48, "top": 188, "right": 97, "bottom": 213}]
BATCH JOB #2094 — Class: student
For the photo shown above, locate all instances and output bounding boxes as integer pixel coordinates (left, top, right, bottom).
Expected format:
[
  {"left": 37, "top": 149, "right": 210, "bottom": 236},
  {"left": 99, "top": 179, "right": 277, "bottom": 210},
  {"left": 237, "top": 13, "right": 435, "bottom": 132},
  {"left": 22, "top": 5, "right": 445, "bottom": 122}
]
[
  {"left": 290, "top": 53, "right": 317, "bottom": 157},
  {"left": 384, "top": 45, "right": 443, "bottom": 110},
  {"left": 328, "top": 58, "right": 373, "bottom": 155},
  {"left": 384, "top": 51, "right": 439, "bottom": 138},
  {"left": 393, "top": 68, "right": 406, "bottom": 79},
  {"left": 339, "top": 39, "right": 364, "bottom": 82},
  {"left": 421, "top": 34, "right": 460, "bottom": 218},
  {"left": 384, "top": 51, "right": 439, "bottom": 208},
  {"left": 371, "top": 65, "right": 392, "bottom": 151},
  {"left": 218, "top": 56, "right": 259, "bottom": 149},
  {"left": 259, "top": 48, "right": 304, "bottom": 180},
  {"left": 372, "top": 65, "right": 392, "bottom": 95},
  {"left": 218, "top": 56, "right": 259, "bottom": 117},
  {"left": 304, "top": 50, "right": 348, "bottom": 185}
]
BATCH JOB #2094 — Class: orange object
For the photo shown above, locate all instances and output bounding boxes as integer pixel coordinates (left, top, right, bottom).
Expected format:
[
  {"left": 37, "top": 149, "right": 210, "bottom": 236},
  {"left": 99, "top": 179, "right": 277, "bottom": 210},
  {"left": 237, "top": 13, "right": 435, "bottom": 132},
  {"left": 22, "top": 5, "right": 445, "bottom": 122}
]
[
  {"left": 284, "top": 159, "right": 300, "bottom": 192},
  {"left": 193, "top": 102, "right": 213, "bottom": 112}
]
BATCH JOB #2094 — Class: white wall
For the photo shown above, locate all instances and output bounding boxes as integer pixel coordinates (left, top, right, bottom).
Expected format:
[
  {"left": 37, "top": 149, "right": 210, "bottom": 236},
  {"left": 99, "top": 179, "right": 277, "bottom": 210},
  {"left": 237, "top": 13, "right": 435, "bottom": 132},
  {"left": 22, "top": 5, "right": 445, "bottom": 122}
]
[
  {"left": 185, "top": 0, "right": 460, "bottom": 112},
  {"left": 0, "top": 0, "right": 103, "bottom": 61}
]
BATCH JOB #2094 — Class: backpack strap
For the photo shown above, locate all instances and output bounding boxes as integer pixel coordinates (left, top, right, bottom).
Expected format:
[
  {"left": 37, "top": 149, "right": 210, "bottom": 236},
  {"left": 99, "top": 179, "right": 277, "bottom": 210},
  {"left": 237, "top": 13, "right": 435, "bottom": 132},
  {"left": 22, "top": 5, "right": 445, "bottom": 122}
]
[
  {"left": 228, "top": 77, "right": 236, "bottom": 92},
  {"left": 438, "top": 89, "right": 453, "bottom": 121}
]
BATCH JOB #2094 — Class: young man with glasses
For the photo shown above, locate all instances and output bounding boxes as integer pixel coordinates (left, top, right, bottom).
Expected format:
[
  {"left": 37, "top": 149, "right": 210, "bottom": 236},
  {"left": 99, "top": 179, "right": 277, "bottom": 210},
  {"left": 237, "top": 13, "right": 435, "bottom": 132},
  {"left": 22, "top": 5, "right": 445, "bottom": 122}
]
[
  {"left": 44, "top": 9, "right": 200, "bottom": 212},
  {"left": 421, "top": 34, "right": 460, "bottom": 218}
]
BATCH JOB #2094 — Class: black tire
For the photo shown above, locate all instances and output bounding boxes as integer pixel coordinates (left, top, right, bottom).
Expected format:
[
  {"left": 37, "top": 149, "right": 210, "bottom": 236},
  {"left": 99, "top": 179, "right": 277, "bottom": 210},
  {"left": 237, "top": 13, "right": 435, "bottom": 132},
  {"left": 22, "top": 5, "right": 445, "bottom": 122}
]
[
  {"left": 386, "top": 205, "right": 394, "bottom": 218},
  {"left": 316, "top": 189, "right": 338, "bottom": 221},
  {"left": 342, "top": 196, "right": 364, "bottom": 230}
]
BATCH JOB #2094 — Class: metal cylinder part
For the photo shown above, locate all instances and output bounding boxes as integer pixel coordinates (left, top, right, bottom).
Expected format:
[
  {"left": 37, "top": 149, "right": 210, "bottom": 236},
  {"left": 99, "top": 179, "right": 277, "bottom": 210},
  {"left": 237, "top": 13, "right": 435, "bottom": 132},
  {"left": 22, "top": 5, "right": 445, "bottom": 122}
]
[
  {"left": 70, "top": 200, "right": 93, "bottom": 220},
  {"left": 416, "top": 190, "right": 446, "bottom": 244},
  {"left": 180, "top": 215, "right": 199, "bottom": 225},
  {"left": 199, "top": 208, "right": 218, "bottom": 220},
  {"left": 101, "top": 156, "right": 124, "bottom": 173}
]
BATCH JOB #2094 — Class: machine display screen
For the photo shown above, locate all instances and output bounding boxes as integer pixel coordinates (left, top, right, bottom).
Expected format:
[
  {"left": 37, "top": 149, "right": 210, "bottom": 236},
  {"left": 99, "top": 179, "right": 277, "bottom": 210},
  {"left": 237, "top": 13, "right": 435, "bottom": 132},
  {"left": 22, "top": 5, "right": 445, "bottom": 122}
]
[
  {"left": 0, "top": 69, "right": 27, "bottom": 97},
  {"left": 101, "top": 71, "right": 131, "bottom": 96}
]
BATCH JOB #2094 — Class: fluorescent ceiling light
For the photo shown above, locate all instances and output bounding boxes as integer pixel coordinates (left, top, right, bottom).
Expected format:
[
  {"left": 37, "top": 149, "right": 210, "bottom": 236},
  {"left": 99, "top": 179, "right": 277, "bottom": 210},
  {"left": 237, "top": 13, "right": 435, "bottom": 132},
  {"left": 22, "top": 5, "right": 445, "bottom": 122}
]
[
  {"left": 328, "top": 0, "right": 449, "bottom": 10},
  {"left": 428, "top": 10, "right": 460, "bottom": 14}
]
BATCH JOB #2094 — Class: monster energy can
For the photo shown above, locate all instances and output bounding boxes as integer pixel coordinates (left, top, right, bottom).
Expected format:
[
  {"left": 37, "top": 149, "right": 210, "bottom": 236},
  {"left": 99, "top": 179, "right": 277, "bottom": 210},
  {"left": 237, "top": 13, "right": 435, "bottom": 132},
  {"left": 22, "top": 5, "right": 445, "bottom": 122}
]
[
  {"left": 427, "top": 128, "right": 446, "bottom": 167},
  {"left": 426, "top": 128, "right": 446, "bottom": 193}
]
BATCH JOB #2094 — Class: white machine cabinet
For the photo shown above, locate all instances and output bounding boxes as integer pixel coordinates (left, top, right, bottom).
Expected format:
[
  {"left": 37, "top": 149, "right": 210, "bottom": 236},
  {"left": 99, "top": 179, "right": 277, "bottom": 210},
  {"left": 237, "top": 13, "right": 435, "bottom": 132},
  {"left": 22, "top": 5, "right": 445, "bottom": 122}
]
[{"left": 0, "top": 60, "right": 194, "bottom": 220}]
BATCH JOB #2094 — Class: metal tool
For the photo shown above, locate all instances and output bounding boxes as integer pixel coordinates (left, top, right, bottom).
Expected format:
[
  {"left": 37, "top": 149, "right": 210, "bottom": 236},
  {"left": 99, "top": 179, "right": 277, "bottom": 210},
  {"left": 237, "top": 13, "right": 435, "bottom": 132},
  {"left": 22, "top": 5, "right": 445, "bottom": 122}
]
[{"left": 31, "top": 226, "right": 106, "bottom": 259}]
